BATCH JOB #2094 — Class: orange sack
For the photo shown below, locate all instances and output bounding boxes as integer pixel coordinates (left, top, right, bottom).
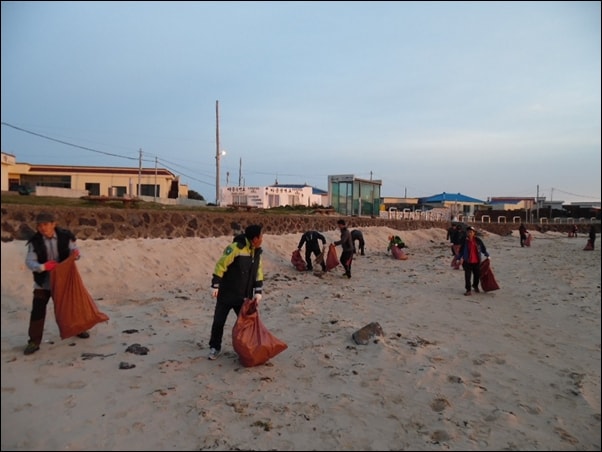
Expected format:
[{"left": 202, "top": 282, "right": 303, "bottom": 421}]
[{"left": 51, "top": 254, "right": 109, "bottom": 339}]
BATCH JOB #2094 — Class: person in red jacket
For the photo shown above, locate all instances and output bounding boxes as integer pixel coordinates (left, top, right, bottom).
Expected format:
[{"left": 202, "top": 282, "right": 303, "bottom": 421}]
[{"left": 456, "top": 226, "right": 490, "bottom": 296}]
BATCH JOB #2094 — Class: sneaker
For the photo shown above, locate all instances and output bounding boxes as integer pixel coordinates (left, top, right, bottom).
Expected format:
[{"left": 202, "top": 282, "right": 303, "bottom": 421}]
[
  {"left": 77, "top": 331, "right": 90, "bottom": 339},
  {"left": 208, "top": 347, "right": 221, "bottom": 360},
  {"left": 464, "top": 290, "right": 472, "bottom": 296},
  {"left": 24, "top": 341, "right": 40, "bottom": 355},
  {"left": 473, "top": 287, "right": 480, "bottom": 293}
]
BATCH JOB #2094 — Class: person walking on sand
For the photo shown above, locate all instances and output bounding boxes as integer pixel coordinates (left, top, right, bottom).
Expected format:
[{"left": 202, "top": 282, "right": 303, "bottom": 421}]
[
  {"left": 208, "top": 224, "right": 264, "bottom": 360},
  {"left": 297, "top": 230, "right": 327, "bottom": 272},
  {"left": 587, "top": 224, "right": 596, "bottom": 250},
  {"left": 519, "top": 223, "right": 528, "bottom": 248},
  {"left": 456, "top": 226, "right": 490, "bottom": 296},
  {"left": 23, "top": 212, "right": 88, "bottom": 355},
  {"left": 333, "top": 219, "right": 354, "bottom": 278}
]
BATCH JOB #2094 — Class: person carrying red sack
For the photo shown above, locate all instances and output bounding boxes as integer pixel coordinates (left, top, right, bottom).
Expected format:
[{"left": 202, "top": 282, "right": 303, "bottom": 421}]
[{"left": 24, "top": 212, "right": 88, "bottom": 355}]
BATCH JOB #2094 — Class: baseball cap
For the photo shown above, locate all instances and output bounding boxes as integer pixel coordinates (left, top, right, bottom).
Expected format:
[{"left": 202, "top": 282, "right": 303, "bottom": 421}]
[{"left": 35, "top": 212, "right": 55, "bottom": 224}]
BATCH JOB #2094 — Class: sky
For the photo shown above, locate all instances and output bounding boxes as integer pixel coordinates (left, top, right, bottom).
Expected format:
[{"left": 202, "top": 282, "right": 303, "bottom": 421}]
[{"left": 1, "top": 1, "right": 600, "bottom": 204}]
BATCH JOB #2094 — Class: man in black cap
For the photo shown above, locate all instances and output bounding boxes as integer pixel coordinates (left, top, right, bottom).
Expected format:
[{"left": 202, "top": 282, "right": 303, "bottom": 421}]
[
  {"left": 23, "top": 212, "right": 88, "bottom": 355},
  {"left": 333, "top": 219, "right": 354, "bottom": 278},
  {"left": 207, "top": 224, "right": 264, "bottom": 360}
]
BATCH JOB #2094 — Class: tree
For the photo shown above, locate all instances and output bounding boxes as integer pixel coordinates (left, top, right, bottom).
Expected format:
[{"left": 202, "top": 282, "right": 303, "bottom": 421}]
[{"left": 188, "top": 190, "right": 205, "bottom": 201}]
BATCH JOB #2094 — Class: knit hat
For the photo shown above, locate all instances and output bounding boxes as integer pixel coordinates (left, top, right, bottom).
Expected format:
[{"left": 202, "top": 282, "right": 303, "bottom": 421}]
[
  {"left": 244, "top": 224, "right": 262, "bottom": 240},
  {"left": 35, "top": 212, "right": 55, "bottom": 224}
]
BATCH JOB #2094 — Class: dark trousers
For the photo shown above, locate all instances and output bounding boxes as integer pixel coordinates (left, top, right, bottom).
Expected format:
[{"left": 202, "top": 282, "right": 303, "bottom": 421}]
[
  {"left": 305, "top": 246, "right": 325, "bottom": 271},
  {"left": 353, "top": 239, "right": 365, "bottom": 255},
  {"left": 463, "top": 262, "right": 481, "bottom": 291},
  {"left": 340, "top": 250, "right": 353, "bottom": 277},
  {"left": 28, "top": 289, "right": 51, "bottom": 345},
  {"left": 209, "top": 299, "right": 242, "bottom": 351},
  {"left": 520, "top": 234, "right": 527, "bottom": 247}
]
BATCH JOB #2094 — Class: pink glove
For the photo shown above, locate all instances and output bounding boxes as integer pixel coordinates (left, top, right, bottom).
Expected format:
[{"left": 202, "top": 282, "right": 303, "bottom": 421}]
[{"left": 44, "top": 260, "right": 58, "bottom": 272}]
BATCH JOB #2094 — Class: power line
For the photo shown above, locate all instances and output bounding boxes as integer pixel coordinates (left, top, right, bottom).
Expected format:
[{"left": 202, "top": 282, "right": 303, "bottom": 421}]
[
  {"left": 1, "top": 121, "right": 139, "bottom": 161},
  {"left": 2, "top": 121, "right": 217, "bottom": 191}
]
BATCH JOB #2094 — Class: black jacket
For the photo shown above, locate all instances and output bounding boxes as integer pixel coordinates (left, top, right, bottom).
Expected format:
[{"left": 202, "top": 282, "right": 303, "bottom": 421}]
[
  {"left": 298, "top": 231, "right": 326, "bottom": 251},
  {"left": 27, "top": 227, "right": 75, "bottom": 287}
]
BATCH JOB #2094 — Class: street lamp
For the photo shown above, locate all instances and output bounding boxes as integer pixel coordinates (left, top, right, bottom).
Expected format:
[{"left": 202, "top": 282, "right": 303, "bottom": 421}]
[{"left": 215, "top": 149, "right": 226, "bottom": 205}]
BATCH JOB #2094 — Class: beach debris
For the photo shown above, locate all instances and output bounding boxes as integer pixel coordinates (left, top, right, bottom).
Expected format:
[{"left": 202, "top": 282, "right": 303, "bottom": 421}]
[
  {"left": 351, "top": 322, "right": 384, "bottom": 345},
  {"left": 119, "top": 361, "right": 136, "bottom": 370},
  {"left": 126, "top": 343, "right": 149, "bottom": 355},
  {"left": 81, "top": 352, "right": 116, "bottom": 360}
]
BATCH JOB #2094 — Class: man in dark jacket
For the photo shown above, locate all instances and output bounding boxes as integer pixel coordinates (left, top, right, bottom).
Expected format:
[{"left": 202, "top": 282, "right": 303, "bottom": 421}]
[
  {"left": 298, "top": 230, "right": 327, "bottom": 272},
  {"left": 24, "top": 212, "right": 86, "bottom": 355},
  {"left": 333, "top": 219, "right": 354, "bottom": 279}
]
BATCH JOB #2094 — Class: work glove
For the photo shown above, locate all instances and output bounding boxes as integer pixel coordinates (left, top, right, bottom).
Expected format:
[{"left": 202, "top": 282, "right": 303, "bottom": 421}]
[
  {"left": 253, "top": 293, "right": 262, "bottom": 303},
  {"left": 211, "top": 288, "right": 219, "bottom": 298},
  {"left": 44, "top": 260, "right": 58, "bottom": 272}
]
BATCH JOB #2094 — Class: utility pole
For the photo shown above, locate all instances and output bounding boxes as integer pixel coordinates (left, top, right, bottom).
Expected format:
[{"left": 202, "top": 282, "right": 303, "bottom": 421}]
[
  {"left": 138, "top": 148, "right": 142, "bottom": 197},
  {"left": 215, "top": 100, "right": 220, "bottom": 205},
  {"left": 154, "top": 156, "right": 158, "bottom": 202},
  {"left": 239, "top": 157, "right": 242, "bottom": 186},
  {"left": 536, "top": 184, "right": 539, "bottom": 222}
]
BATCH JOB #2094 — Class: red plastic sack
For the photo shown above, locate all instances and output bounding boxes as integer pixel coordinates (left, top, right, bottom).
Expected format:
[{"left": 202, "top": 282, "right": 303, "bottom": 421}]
[
  {"left": 291, "top": 248, "right": 307, "bottom": 271},
  {"left": 525, "top": 233, "right": 532, "bottom": 247},
  {"left": 232, "top": 298, "right": 288, "bottom": 367},
  {"left": 479, "top": 259, "right": 500, "bottom": 292},
  {"left": 391, "top": 246, "right": 408, "bottom": 260},
  {"left": 450, "top": 256, "right": 461, "bottom": 269},
  {"left": 325, "top": 244, "right": 340, "bottom": 271},
  {"left": 583, "top": 239, "right": 594, "bottom": 251},
  {"left": 51, "top": 254, "right": 110, "bottom": 339}
]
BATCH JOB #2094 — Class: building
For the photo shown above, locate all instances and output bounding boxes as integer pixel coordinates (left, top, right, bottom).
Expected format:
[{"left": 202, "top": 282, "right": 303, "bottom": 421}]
[
  {"left": 328, "top": 174, "right": 382, "bottom": 217},
  {"left": 1, "top": 152, "right": 191, "bottom": 202},
  {"left": 220, "top": 183, "right": 327, "bottom": 208}
]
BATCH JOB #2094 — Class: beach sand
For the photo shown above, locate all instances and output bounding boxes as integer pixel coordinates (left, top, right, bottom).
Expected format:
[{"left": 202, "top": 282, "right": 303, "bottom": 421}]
[{"left": 1, "top": 227, "right": 600, "bottom": 451}]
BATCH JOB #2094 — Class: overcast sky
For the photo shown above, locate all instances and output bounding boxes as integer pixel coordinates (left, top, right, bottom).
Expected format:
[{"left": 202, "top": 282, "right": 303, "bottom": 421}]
[{"left": 1, "top": 1, "right": 600, "bottom": 203}]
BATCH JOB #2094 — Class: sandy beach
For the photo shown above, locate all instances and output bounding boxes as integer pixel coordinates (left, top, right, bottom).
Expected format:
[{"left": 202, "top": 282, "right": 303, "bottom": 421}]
[{"left": 1, "top": 226, "right": 600, "bottom": 451}]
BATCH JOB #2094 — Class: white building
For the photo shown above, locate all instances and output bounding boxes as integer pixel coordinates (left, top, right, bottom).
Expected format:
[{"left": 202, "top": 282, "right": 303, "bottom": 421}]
[{"left": 220, "top": 183, "right": 327, "bottom": 208}]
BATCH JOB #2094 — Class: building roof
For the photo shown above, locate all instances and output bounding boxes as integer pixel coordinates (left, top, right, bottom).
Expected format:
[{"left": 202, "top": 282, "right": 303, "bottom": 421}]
[{"left": 420, "top": 192, "right": 486, "bottom": 204}]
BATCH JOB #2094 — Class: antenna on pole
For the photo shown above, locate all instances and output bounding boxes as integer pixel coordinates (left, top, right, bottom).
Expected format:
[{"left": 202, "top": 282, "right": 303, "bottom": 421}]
[{"left": 239, "top": 157, "right": 242, "bottom": 186}]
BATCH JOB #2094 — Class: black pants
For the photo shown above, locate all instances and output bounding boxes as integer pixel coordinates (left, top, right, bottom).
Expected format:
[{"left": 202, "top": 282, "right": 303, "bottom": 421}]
[
  {"left": 340, "top": 250, "right": 353, "bottom": 277},
  {"left": 462, "top": 262, "right": 480, "bottom": 291},
  {"left": 28, "top": 289, "right": 51, "bottom": 345},
  {"left": 305, "top": 246, "right": 325, "bottom": 271},
  {"left": 353, "top": 239, "right": 365, "bottom": 255},
  {"left": 209, "top": 298, "right": 243, "bottom": 351}
]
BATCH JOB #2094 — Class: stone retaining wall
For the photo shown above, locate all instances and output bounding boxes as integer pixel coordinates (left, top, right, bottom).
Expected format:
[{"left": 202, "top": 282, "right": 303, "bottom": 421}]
[{"left": 1, "top": 204, "right": 577, "bottom": 242}]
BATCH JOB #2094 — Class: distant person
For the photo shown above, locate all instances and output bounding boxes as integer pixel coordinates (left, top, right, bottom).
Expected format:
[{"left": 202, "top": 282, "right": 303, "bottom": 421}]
[
  {"left": 387, "top": 235, "right": 406, "bottom": 253},
  {"left": 587, "top": 224, "right": 596, "bottom": 250},
  {"left": 351, "top": 229, "right": 365, "bottom": 256},
  {"left": 297, "top": 230, "right": 327, "bottom": 272},
  {"left": 447, "top": 224, "right": 464, "bottom": 256},
  {"left": 208, "top": 224, "right": 264, "bottom": 360},
  {"left": 456, "top": 226, "right": 490, "bottom": 296},
  {"left": 519, "top": 223, "right": 528, "bottom": 248},
  {"left": 570, "top": 224, "right": 578, "bottom": 238},
  {"left": 23, "top": 212, "right": 88, "bottom": 355},
  {"left": 333, "top": 219, "right": 354, "bottom": 278}
]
